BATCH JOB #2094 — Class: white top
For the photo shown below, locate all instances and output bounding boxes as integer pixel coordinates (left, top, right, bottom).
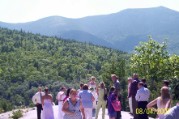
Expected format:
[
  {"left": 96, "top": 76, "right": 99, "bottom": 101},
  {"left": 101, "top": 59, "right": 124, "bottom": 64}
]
[
  {"left": 32, "top": 92, "right": 45, "bottom": 104},
  {"left": 89, "top": 83, "right": 98, "bottom": 101},
  {"left": 88, "top": 82, "right": 96, "bottom": 90},
  {"left": 57, "top": 91, "right": 66, "bottom": 102},
  {"left": 157, "top": 97, "right": 169, "bottom": 119},
  {"left": 135, "top": 87, "right": 150, "bottom": 101}
]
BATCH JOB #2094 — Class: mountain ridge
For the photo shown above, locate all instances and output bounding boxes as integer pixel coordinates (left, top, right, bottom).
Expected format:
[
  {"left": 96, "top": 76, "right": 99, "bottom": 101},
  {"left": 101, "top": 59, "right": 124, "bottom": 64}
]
[{"left": 0, "top": 6, "right": 179, "bottom": 54}]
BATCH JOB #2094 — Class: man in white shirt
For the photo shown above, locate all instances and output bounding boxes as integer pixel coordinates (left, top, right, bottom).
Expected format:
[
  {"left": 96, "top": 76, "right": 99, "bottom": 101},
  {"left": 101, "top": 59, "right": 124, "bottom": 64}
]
[
  {"left": 32, "top": 86, "right": 45, "bottom": 119},
  {"left": 135, "top": 82, "right": 150, "bottom": 119}
]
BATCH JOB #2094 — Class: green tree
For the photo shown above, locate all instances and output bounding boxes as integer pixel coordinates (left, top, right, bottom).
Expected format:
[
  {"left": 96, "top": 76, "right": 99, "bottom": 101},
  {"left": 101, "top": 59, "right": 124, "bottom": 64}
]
[
  {"left": 0, "top": 27, "right": 129, "bottom": 111},
  {"left": 130, "top": 37, "right": 170, "bottom": 99},
  {"left": 130, "top": 38, "right": 169, "bottom": 82},
  {"left": 130, "top": 37, "right": 179, "bottom": 101}
]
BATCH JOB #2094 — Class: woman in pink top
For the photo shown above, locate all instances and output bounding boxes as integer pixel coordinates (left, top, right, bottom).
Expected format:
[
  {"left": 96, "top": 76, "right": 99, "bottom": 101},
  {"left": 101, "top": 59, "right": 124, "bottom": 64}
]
[
  {"left": 88, "top": 76, "right": 98, "bottom": 109},
  {"left": 88, "top": 76, "right": 97, "bottom": 90}
]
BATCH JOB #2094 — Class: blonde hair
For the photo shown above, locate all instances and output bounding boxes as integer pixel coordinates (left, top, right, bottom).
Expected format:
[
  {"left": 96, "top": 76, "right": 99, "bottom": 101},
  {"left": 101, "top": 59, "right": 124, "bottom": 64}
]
[
  {"left": 128, "top": 77, "right": 132, "bottom": 81},
  {"left": 70, "top": 89, "right": 77, "bottom": 95},
  {"left": 99, "top": 82, "right": 105, "bottom": 87},
  {"left": 91, "top": 76, "right": 96, "bottom": 81},
  {"left": 111, "top": 74, "right": 117, "bottom": 77},
  {"left": 160, "top": 86, "right": 171, "bottom": 106},
  {"left": 111, "top": 74, "right": 119, "bottom": 80}
]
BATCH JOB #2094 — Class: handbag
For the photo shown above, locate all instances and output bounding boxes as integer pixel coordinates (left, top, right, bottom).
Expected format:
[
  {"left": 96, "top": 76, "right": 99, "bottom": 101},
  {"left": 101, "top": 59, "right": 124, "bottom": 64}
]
[{"left": 111, "top": 100, "right": 121, "bottom": 111}]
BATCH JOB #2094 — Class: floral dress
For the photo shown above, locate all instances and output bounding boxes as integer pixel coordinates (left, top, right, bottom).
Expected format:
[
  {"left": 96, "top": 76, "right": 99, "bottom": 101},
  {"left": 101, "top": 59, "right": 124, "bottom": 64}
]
[{"left": 63, "top": 98, "right": 82, "bottom": 119}]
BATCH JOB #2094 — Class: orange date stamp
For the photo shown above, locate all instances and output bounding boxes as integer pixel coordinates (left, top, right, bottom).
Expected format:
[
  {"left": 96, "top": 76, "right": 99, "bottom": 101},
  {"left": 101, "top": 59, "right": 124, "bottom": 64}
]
[{"left": 136, "top": 108, "right": 169, "bottom": 115}]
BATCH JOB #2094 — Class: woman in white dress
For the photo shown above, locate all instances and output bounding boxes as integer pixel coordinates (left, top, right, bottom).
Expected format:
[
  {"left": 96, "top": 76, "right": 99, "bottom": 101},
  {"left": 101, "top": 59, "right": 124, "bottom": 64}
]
[
  {"left": 56, "top": 87, "right": 66, "bottom": 119},
  {"left": 88, "top": 76, "right": 97, "bottom": 90},
  {"left": 147, "top": 86, "right": 171, "bottom": 119},
  {"left": 42, "top": 87, "right": 54, "bottom": 119},
  {"left": 88, "top": 76, "right": 98, "bottom": 115}
]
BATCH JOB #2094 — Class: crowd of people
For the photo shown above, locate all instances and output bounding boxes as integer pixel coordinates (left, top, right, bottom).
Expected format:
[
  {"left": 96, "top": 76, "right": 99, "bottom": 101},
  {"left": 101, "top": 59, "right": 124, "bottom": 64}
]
[
  {"left": 32, "top": 73, "right": 178, "bottom": 119},
  {"left": 127, "top": 74, "right": 178, "bottom": 119}
]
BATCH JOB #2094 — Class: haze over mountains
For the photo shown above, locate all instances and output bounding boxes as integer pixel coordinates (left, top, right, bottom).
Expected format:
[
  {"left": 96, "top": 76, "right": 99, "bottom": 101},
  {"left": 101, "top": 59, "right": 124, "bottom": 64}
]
[{"left": 0, "top": 6, "right": 179, "bottom": 54}]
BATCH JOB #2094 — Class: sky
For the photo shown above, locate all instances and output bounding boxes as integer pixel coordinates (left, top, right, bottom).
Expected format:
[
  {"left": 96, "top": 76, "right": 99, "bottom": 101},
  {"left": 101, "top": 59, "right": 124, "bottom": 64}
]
[{"left": 0, "top": 0, "right": 179, "bottom": 23}]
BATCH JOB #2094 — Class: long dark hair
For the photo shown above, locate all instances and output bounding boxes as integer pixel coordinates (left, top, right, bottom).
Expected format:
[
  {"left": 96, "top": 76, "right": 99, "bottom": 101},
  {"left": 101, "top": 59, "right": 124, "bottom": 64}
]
[
  {"left": 66, "top": 88, "right": 72, "bottom": 97},
  {"left": 44, "top": 87, "right": 49, "bottom": 95},
  {"left": 109, "top": 86, "right": 115, "bottom": 94}
]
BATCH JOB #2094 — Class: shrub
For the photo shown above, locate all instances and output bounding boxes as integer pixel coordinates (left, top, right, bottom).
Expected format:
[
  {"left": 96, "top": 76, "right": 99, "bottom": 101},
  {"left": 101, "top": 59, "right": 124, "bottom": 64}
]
[
  {"left": 11, "top": 110, "right": 23, "bottom": 119},
  {"left": 0, "top": 108, "right": 4, "bottom": 114}
]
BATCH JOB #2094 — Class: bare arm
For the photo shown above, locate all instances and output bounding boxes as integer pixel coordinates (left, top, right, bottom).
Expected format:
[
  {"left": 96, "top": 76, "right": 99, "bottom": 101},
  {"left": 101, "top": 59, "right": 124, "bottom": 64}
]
[
  {"left": 96, "top": 88, "right": 99, "bottom": 96},
  {"left": 165, "top": 99, "right": 171, "bottom": 108},
  {"left": 49, "top": 94, "right": 53, "bottom": 105},
  {"left": 80, "top": 101, "right": 85, "bottom": 119},
  {"left": 92, "top": 94, "right": 95, "bottom": 102},
  {"left": 56, "top": 92, "right": 59, "bottom": 100},
  {"left": 42, "top": 96, "right": 44, "bottom": 106},
  {"left": 62, "top": 100, "right": 74, "bottom": 115},
  {"left": 95, "top": 83, "right": 98, "bottom": 90},
  {"left": 147, "top": 98, "right": 157, "bottom": 108}
]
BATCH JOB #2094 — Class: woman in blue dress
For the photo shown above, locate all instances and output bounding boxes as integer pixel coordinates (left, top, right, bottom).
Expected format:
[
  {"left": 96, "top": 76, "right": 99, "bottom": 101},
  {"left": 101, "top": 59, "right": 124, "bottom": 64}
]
[{"left": 62, "top": 89, "right": 85, "bottom": 119}]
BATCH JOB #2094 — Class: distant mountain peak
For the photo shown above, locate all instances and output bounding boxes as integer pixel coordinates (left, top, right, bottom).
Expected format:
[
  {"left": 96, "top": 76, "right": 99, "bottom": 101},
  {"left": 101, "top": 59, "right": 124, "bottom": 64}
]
[
  {"left": 0, "top": 6, "right": 179, "bottom": 54},
  {"left": 118, "top": 6, "right": 178, "bottom": 13}
]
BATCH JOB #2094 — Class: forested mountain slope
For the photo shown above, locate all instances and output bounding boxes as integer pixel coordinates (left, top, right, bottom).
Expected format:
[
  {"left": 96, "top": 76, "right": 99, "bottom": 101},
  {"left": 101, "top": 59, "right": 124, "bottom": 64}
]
[{"left": 0, "top": 27, "right": 128, "bottom": 112}]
